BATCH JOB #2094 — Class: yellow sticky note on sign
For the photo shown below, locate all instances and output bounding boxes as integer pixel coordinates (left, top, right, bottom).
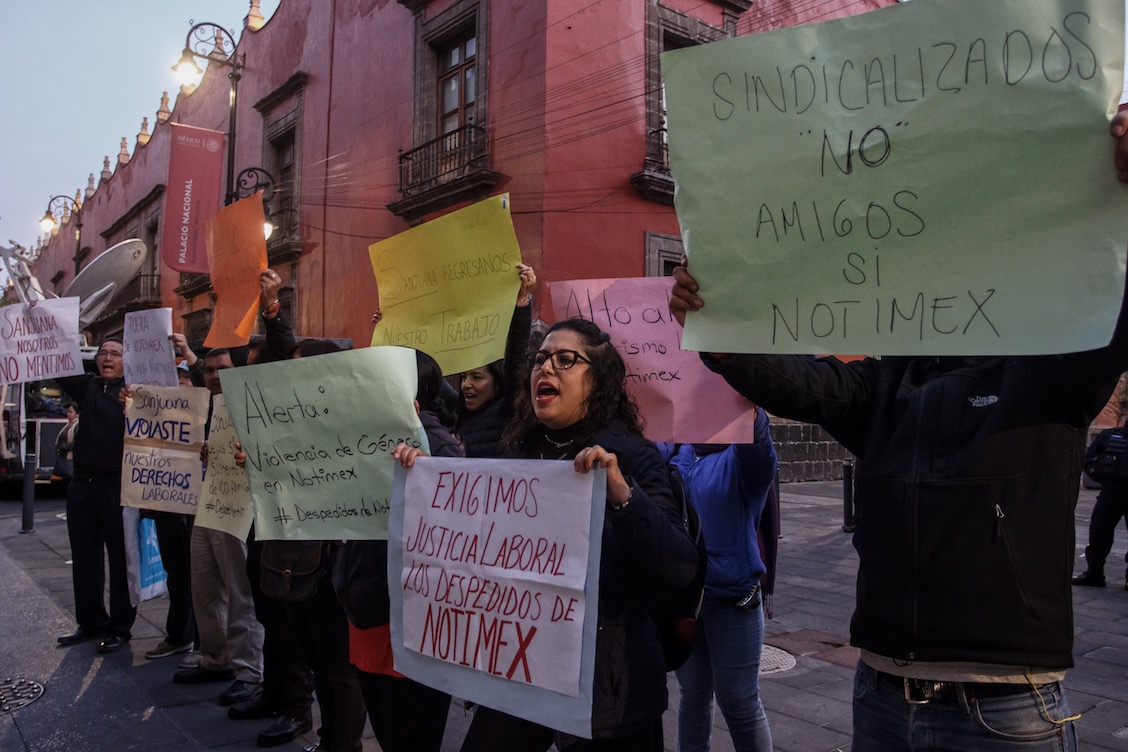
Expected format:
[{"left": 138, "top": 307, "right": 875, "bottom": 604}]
[{"left": 369, "top": 194, "right": 522, "bottom": 375}]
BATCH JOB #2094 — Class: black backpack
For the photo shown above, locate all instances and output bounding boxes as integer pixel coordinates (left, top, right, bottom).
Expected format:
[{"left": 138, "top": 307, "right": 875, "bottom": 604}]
[
  {"left": 1085, "top": 429, "right": 1128, "bottom": 484},
  {"left": 649, "top": 460, "right": 708, "bottom": 672}
]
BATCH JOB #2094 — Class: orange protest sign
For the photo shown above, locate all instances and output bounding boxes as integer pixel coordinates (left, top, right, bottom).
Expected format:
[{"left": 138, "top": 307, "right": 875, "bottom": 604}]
[{"left": 203, "top": 193, "right": 268, "bottom": 348}]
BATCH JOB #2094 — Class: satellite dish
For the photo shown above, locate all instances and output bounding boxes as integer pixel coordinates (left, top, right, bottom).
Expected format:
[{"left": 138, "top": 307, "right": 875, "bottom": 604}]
[{"left": 62, "top": 239, "right": 147, "bottom": 328}]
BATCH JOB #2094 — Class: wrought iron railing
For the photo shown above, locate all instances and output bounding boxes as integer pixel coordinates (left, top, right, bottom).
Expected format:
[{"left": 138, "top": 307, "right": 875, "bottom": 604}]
[
  {"left": 398, "top": 123, "right": 489, "bottom": 196},
  {"left": 120, "top": 273, "right": 162, "bottom": 304}
]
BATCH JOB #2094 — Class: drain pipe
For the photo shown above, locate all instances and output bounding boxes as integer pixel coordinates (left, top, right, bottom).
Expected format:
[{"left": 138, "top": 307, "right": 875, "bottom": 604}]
[{"left": 842, "top": 459, "right": 855, "bottom": 533}]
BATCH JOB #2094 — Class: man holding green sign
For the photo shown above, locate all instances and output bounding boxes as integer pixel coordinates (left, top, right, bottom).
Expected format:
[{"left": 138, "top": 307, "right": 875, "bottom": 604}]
[
  {"left": 665, "top": 0, "right": 1128, "bottom": 748},
  {"left": 670, "top": 104, "right": 1128, "bottom": 752}
]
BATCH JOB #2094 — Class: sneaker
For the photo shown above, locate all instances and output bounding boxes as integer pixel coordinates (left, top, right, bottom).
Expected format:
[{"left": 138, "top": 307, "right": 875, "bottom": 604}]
[
  {"left": 145, "top": 640, "right": 193, "bottom": 660},
  {"left": 178, "top": 649, "right": 201, "bottom": 669},
  {"left": 1072, "top": 570, "right": 1106, "bottom": 587}
]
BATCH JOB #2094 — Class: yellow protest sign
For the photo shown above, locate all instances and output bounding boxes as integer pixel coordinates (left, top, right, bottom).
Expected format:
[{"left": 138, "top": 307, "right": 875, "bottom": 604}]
[
  {"left": 663, "top": 0, "right": 1128, "bottom": 355},
  {"left": 369, "top": 194, "right": 522, "bottom": 374},
  {"left": 120, "top": 385, "right": 209, "bottom": 514}
]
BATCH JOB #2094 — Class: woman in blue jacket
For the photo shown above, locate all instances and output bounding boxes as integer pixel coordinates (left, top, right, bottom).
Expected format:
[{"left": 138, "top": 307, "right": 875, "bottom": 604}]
[{"left": 659, "top": 406, "right": 777, "bottom": 752}]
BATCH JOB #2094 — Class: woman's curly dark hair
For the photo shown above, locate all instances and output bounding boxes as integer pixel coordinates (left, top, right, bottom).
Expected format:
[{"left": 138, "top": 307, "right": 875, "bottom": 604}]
[{"left": 504, "top": 317, "right": 643, "bottom": 454}]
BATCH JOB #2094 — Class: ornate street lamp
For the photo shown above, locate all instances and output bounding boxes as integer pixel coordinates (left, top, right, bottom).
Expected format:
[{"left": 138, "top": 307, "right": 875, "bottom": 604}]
[
  {"left": 173, "top": 21, "right": 243, "bottom": 205},
  {"left": 233, "top": 166, "right": 277, "bottom": 239},
  {"left": 39, "top": 194, "right": 83, "bottom": 276}
]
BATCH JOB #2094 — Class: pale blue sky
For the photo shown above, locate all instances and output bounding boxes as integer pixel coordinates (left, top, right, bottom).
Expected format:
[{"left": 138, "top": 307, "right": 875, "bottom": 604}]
[{"left": 0, "top": 1, "right": 281, "bottom": 259}]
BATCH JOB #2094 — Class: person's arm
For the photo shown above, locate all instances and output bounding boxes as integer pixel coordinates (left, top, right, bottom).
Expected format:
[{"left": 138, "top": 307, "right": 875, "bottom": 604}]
[
  {"left": 502, "top": 305, "right": 532, "bottom": 387},
  {"left": 576, "top": 439, "right": 700, "bottom": 591},
  {"left": 54, "top": 373, "right": 93, "bottom": 404},
  {"left": 259, "top": 269, "right": 296, "bottom": 362},
  {"left": 170, "top": 333, "right": 198, "bottom": 367}
]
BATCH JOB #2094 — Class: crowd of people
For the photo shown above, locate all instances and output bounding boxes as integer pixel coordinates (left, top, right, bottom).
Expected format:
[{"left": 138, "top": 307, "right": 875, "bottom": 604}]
[{"left": 51, "top": 112, "right": 1128, "bottom": 752}]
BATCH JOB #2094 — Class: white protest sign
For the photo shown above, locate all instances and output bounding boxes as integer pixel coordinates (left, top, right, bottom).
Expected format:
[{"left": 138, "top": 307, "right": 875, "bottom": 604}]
[
  {"left": 194, "top": 394, "right": 254, "bottom": 540},
  {"left": 120, "top": 385, "right": 209, "bottom": 514},
  {"left": 124, "top": 308, "right": 177, "bottom": 387},
  {"left": 390, "top": 457, "right": 605, "bottom": 738},
  {"left": 0, "top": 298, "right": 83, "bottom": 383}
]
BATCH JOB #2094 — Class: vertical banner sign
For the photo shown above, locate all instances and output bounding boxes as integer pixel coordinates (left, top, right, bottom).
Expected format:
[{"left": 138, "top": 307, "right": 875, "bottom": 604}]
[
  {"left": 203, "top": 192, "right": 268, "bottom": 348},
  {"left": 369, "top": 194, "right": 522, "bottom": 375},
  {"left": 124, "top": 308, "right": 177, "bottom": 387},
  {"left": 160, "top": 123, "right": 224, "bottom": 274},
  {"left": 389, "top": 457, "right": 606, "bottom": 739},
  {"left": 195, "top": 394, "right": 254, "bottom": 541},
  {"left": 120, "top": 385, "right": 209, "bottom": 514},
  {"left": 663, "top": 0, "right": 1128, "bottom": 356},
  {"left": 0, "top": 297, "right": 83, "bottom": 383},
  {"left": 219, "top": 347, "right": 429, "bottom": 541},
  {"left": 545, "top": 278, "right": 756, "bottom": 443}
]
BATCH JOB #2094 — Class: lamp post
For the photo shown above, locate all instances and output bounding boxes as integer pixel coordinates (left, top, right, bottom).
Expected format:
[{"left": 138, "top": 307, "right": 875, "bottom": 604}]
[
  {"left": 233, "top": 166, "right": 277, "bottom": 240},
  {"left": 40, "top": 195, "right": 83, "bottom": 277},
  {"left": 173, "top": 21, "right": 242, "bottom": 205}
]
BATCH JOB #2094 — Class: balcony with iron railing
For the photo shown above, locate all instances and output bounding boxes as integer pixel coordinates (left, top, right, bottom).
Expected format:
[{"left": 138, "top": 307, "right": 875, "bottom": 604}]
[
  {"left": 90, "top": 272, "right": 163, "bottom": 328},
  {"left": 388, "top": 123, "right": 500, "bottom": 222},
  {"left": 631, "top": 127, "right": 674, "bottom": 205}
]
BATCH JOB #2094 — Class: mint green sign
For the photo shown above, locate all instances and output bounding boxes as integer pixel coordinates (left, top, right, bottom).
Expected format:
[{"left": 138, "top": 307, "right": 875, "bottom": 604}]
[
  {"left": 663, "top": 0, "right": 1127, "bottom": 355},
  {"left": 219, "top": 347, "right": 429, "bottom": 540}
]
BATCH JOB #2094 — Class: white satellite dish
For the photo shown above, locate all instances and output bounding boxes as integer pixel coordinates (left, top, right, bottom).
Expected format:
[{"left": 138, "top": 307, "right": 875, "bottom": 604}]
[{"left": 62, "top": 239, "right": 147, "bottom": 328}]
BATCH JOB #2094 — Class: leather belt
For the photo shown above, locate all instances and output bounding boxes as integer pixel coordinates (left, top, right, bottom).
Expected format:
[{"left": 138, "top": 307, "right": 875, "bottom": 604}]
[{"left": 873, "top": 669, "right": 1039, "bottom": 705}]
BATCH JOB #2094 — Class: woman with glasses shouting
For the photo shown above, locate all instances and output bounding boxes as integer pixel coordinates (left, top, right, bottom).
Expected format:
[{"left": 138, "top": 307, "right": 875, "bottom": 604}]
[{"left": 395, "top": 317, "right": 700, "bottom": 752}]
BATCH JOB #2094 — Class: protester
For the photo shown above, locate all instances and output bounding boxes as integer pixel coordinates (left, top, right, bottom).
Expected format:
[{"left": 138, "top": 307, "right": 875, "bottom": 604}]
[
  {"left": 337, "top": 350, "right": 455, "bottom": 752},
  {"left": 56, "top": 341, "right": 134, "bottom": 653},
  {"left": 657, "top": 409, "right": 777, "bottom": 752},
  {"left": 228, "top": 276, "right": 317, "bottom": 749},
  {"left": 454, "top": 263, "right": 536, "bottom": 457},
  {"left": 269, "top": 337, "right": 365, "bottom": 752},
  {"left": 138, "top": 332, "right": 203, "bottom": 662},
  {"left": 53, "top": 401, "right": 78, "bottom": 481},
  {"left": 174, "top": 345, "right": 265, "bottom": 708},
  {"left": 664, "top": 111, "right": 1128, "bottom": 752},
  {"left": 395, "top": 316, "right": 699, "bottom": 751},
  {"left": 1073, "top": 417, "right": 1128, "bottom": 591}
]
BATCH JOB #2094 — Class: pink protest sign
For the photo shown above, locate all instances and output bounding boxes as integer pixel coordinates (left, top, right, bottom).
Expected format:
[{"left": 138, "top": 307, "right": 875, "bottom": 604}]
[{"left": 545, "top": 277, "right": 756, "bottom": 443}]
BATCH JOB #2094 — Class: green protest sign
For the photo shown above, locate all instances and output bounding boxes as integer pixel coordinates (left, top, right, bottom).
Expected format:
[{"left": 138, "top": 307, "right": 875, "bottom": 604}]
[
  {"left": 219, "top": 347, "right": 429, "bottom": 540},
  {"left": 663, "top": 0, "right": 1127, "bottom": 355}
]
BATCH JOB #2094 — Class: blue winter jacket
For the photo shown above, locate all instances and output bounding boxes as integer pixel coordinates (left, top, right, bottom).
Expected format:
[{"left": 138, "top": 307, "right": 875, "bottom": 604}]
[{"left": 658, "top": 408, "right": 777, "bottom": 599}]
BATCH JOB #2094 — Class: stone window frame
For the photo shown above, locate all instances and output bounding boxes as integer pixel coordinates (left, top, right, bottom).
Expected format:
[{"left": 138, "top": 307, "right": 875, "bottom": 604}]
[
  {"left": 410, "top": 0, "right": 489, "bottom": 150},
  {"left": 632, "top": 3, "right": 736, "bottom": 205},
  {"left": 255, "top": 72, "right": 308, "bottom": 267},
  {"left": 645, "top": 231, "right": 684, "bottom": 277}
]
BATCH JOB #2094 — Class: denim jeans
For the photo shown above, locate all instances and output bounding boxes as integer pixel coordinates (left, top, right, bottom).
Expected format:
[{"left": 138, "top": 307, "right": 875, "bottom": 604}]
[
  {"left": 853, "top": 661, "right": 1078, "bottom": 751},
  {"left": 675, "top": 596, "right": 773, "bottom": 752}
]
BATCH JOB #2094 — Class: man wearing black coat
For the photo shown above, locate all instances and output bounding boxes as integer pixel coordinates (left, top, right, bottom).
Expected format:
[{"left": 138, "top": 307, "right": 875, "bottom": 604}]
[{"left": 56, "top": 340, "right": 134, "bottom": 653}]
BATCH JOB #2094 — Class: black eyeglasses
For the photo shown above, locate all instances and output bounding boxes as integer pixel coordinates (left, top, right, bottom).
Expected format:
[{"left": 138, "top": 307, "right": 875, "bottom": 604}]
[{"left": 526, "top": 349, "right": 592, "bottom": 371}]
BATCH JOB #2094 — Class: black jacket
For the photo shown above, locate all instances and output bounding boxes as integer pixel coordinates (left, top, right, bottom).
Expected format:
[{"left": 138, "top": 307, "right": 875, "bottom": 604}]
[
  {"left": 707, "top": 343, "right": 1128, "bottom": 669},
  {"left": 58, "top": 373, "right": 126, "bottom": 478},
  {"left": 458, "top": 304, "right": 532, "bottom": 458},
  {"left": 526, "top": 421, "right": 699, "bottom": 738}
]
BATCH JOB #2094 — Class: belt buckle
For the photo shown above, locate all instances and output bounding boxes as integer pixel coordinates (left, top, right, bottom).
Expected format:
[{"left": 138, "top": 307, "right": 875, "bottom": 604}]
[{"left": 903, "top": 678, "right": 946, "bottom": 705}]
